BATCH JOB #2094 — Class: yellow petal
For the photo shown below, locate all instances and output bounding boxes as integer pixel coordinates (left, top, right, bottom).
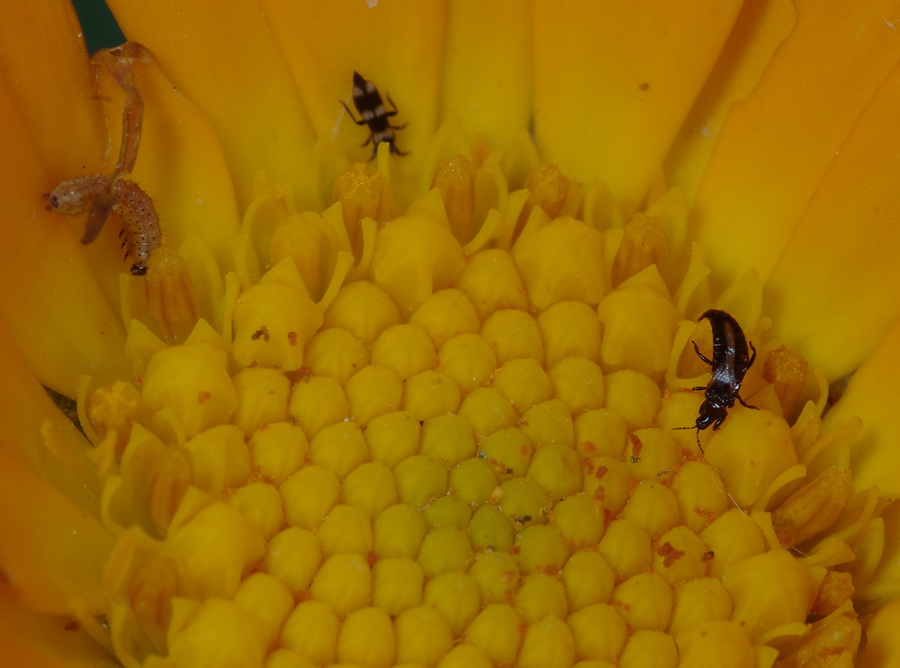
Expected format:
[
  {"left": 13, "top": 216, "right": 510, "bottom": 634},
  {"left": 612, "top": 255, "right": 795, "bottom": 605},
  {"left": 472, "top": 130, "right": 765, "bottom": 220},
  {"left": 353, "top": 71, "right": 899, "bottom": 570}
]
[
  {"left": 0, "top": 450, "right": 112, "bottom": 616},
  {"left": 442, "top": 0, "right": 531, "bottom": 147},
  {"left": 858, "top": 598, "right": 900, "bottom": 668},
  {"left": 106, "top": 0, "right": 316, "bottom": 209},
  {"left": 0, "top": 65, "right": 127, "bottom": 398},
  {"left": 0, "top": 0, "right": 105, "bottom": 172},
  {"left": 692, "top": 0, "right": 900, "bottom": 286},
  {"left": 766, "top": 57, "right": 900, "bottom": 380},
  {"left": 0, "top": 593, "right": 112, "bottom": 668},
  {"left": 823, "top": 317, "right": 900, "bottom": 496},
  {"left": 664, "top": 0, "right": 795, "bottom": 202},
  {"left": 532, "top": 0, "right": 742, "bottom": 213},
  {"left": 261, "top": 0, "right": 445, "bottom": 174},
  {"left": 0, "top": 318, "right": 101, "bottom": 506}
]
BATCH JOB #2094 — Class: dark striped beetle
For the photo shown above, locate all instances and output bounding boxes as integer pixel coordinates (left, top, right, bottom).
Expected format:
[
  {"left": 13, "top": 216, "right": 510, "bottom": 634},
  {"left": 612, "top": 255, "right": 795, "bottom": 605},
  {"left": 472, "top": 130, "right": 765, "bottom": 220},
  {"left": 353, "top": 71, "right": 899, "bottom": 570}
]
[
  {"left": 340, "top": 71, "right": 407, "bottom": 158},
  {"left": 679, "top": 309, "right": 758, "bottom": 450}
]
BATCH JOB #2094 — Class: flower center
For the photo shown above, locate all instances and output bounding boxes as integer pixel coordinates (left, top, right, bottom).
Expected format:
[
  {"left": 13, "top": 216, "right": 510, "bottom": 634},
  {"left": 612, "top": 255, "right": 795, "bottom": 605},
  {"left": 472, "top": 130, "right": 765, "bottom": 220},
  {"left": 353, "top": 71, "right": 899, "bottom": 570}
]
[{"left": 81, "top": 149, "right": 867, "bottom": 667}]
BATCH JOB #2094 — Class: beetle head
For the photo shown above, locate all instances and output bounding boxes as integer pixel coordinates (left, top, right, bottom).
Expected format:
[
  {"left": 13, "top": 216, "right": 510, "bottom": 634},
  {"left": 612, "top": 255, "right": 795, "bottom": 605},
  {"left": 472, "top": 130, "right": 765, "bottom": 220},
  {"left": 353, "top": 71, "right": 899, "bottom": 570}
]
[{"left": 695, "top": 401, "right": 726, "bottom": 431}]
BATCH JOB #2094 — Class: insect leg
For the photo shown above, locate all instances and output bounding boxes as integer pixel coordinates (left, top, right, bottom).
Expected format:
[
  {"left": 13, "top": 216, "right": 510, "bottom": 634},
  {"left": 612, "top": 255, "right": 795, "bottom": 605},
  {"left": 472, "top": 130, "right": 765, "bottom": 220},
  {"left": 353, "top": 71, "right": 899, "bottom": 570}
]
[
  {"left": 385, "top": 93, "right": 400, "bottom": 116},
  {"left": 690, "top": 340, "right": 714, "bottom": 366},
  {"left": 388, "top": 143, "right": 409, "bottom": 157},
  {"left": 747, "top": 340, "right": 758, "bottom": 366},
  {"left": 736, "top": 394, "right": 759, "bottom": 410},
  {"left": 96, "top": 42, "right": 153, "bottom": 181},
  {"left": 82, "top": 183, "right": 117, "bottom": 244},
  {"left": 84, "top": 43, "right": 152, "bottom": 244},
  {"left": 340, "top": 100, "right": 368, "bottom": 126}
]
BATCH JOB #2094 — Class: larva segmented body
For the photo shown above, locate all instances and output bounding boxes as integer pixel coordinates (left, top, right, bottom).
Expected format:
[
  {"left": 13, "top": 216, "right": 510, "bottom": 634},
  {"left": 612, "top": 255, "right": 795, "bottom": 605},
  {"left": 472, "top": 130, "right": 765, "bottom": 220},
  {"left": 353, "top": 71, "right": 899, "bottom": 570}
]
[{"left": 45, "top": 175, "right": 161, "bottom": 276}]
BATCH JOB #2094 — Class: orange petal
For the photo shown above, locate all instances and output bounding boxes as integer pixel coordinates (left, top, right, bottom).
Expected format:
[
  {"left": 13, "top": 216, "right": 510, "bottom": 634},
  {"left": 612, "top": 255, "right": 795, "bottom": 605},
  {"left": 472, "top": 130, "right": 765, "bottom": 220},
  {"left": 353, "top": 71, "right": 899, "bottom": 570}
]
[
  {"left": 0, "top": 83, "right": 128, "bottom": 396},
  {"left": 0, "top": 0, "right": 106, "bottom": 174},
  {"left": 261, "top": 0, "right": 445, "bottom": 168},
  {"left": 823, "top": 318, "right": 900, "bottom": 497},
  {"left": 531, "top": 0, "right": 743, "bottom": 214},
  {"left": 0, "top": 318, "right": 101, "bottom": 507},
  {"left": 691, "top": 0, "right": 900, "bottom": 286},
  {"left": 106, "top": 0, "right": 316, "bottom": 210},
  {"left": 0, "top": 447, "right": 112, "bottom": 616},
  {"left": 664, "top": 0, "right": 796, "bottom": 203},
  {"left": 0, "top": 593, "right": 112, "bottom": 668},
  {"left": 766, "top": 58, "right": 900, "bottom": 380}
]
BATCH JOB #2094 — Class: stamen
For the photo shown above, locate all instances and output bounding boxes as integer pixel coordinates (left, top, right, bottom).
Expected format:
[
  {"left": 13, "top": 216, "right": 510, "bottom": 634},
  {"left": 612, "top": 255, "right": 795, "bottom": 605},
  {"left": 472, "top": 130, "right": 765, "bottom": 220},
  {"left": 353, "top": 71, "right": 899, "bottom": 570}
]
[
  {"left": 762, "top": 344, "right": 809, "bottom": 419},
  {"left": 145, "top": 247, "right": 199, "bottom": 343},
  {"left": 431, "top": 154, "right": 476, "bottom": 242},
  {"left": 523, "top": 163, "right": 570, "bottom": 220},
  {"left": 771, "top": 466, "right": 854, "bottom": 546},
  {"left": 332, "top": 163, "right": 384, "bottom": 255},
  {"left": 612, "top": 212, "right": 670, "bottom": 285},
  {"left": 88, "top": 381, "right": 144, "bottom": 456}
]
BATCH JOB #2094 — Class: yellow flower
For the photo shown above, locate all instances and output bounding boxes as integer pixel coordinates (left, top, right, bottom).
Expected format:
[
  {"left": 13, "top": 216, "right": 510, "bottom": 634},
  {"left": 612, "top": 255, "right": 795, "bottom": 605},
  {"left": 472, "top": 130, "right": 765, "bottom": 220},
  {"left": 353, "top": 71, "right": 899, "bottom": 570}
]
[{"left": 2, "top": 0, "right": 900, "bottom": 666}]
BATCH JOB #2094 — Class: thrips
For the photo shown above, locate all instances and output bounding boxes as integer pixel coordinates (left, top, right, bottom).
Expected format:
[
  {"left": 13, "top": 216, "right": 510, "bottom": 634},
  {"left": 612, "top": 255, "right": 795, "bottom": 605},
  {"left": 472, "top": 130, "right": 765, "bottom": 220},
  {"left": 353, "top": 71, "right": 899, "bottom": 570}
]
[{"left": 340, "top": 71, "right": 407, "bottom": 159}]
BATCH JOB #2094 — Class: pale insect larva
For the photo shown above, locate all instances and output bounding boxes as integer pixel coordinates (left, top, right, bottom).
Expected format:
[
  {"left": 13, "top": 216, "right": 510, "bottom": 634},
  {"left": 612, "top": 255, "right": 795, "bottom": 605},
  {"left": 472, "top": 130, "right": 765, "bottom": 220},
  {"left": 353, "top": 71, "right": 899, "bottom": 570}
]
[
  {"left": 44, "top": 174, "right": 161, "bottom": 276},
  {"left": 44, "top": 43, "right": 160, "bottom": 276}
]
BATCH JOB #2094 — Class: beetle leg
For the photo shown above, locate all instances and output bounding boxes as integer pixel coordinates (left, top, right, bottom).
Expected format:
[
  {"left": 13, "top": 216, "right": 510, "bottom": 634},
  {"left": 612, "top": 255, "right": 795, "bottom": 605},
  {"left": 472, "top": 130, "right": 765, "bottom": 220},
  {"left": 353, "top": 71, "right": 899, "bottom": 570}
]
[
  {"left": 690, "top": 386, "right": 706, "bottom": 392},
  {"left": 690, "top": 340, "right": 713, "bottom": 366},
  {"left": 386, "top": 93, "right": 400, "bottom": 115},
  {"left": 389, "top": 142, "right": 408, "bottom": 156},
  {"left": 747, "top": 340, "right": 758, "bottom": 366},
  {"left": 340, "top": 100, "right": 368, "bottom": 126},
  {"left": 737, "top": 394, "right": 759, "bottom": 410}
]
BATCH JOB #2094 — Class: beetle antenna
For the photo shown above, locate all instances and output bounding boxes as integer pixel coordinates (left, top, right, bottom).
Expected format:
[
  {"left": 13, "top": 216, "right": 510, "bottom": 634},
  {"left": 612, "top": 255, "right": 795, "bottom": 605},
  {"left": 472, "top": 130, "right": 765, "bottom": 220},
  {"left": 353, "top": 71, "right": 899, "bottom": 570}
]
[{"left": 673, "top": 425, "right": 704, "bottom": 453}]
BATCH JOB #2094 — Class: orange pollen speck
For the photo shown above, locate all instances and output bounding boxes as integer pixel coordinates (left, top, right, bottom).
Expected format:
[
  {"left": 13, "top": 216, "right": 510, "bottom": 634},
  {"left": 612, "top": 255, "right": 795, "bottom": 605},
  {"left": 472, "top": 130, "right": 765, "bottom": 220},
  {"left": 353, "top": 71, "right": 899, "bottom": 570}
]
[
  {"left": 694, "top": 506, "right": 718, "bottom": 523},
  {"left": 197, "top": 391, "right": 211, "bottom": 404},
  {"left": 629, "top": 433, "right": 643, "bottom": 457},
  {"left": 658, "top": 541, "right": 685, "bottom": 568}
]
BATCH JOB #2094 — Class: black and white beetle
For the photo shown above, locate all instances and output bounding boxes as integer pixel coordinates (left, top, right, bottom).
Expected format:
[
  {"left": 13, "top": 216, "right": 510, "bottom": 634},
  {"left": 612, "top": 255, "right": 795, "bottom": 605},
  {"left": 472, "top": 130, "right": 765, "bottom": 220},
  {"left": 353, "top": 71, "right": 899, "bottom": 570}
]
[
  {"left": 340, "top": 71, "right": 407, "bottom": 158},
  {"left": 681, "top": 309, "right": 759, "bottom": 450}
]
